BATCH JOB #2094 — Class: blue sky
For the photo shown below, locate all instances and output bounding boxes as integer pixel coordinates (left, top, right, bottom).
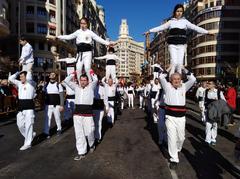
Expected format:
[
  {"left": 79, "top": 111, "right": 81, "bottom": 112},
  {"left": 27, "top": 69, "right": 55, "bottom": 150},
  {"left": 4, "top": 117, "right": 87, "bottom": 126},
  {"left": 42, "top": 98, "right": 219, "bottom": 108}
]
[{"left": 97, "top": 0, "right": 185, "bottom": 42}]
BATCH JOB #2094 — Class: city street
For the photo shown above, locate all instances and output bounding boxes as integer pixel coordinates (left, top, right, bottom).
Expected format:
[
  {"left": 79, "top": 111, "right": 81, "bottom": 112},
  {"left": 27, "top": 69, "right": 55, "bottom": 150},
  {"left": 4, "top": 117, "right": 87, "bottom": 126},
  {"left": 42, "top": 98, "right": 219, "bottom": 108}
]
[{"left": 0, "top": 100, "right": 240, "bottom": 179}]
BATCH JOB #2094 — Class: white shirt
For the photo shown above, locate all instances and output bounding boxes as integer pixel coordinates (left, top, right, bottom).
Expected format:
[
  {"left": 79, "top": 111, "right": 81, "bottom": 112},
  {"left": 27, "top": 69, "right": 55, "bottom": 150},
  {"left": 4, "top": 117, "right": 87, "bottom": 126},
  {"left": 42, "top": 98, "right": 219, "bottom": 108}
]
[
  {"left": 62, "top": 82, "right": 75, "bottom": 96},
  {"left": 204, "top": 88, "right": 226, "bottom": 101},
  {"left": 20, "top": 43, "right": 34, "bottom": 64},
  {"left": 58, "top": 29, "right": 110, "bottom": 46},
  {"left": 94, "top": 84, "right": 109, "bottom": 108},
  {"left": 125, "top": 86, "right": 135, "bottom": 96},
  {"left": 196, "top": 86, "right": 206, "bottom": 100},
  {"left": 149, "top": 18, "right": 208, "bottom": 34},
  {"left": 117, "top": 86, "right": 125, "bottom": 95},
  {"left": 136, "top": 86, "right": 145, "bottom": 96},
  {"left": 45, "top": 82, "right": 63, "bottom": 94},
  {"left": 144, "top": 83, "right": 152, "bottom": 97},
  {"left": 151, "top": 83, "right": 162, "bottom": 100},
  {"left": 64, "top": 74, "right": 98, "bottom": 105},
  {"left": 159, "top": 73, "right": 196, "bottom": 106},
  {"left": 8, "top": 72, "right": 36, "bottom": 100}
]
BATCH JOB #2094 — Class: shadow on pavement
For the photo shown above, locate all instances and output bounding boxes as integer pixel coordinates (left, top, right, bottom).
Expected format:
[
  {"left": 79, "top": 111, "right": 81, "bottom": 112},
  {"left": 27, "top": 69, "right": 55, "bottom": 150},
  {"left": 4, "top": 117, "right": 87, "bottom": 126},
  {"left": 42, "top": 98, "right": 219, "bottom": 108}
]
[{"left": 182, "top": 137, "right": 240, "bottom": 179}]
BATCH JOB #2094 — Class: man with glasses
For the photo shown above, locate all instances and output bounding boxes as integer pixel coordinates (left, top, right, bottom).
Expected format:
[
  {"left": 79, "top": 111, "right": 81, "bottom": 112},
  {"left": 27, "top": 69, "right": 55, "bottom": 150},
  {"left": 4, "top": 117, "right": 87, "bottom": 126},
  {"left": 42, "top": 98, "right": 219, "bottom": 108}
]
[{"left": 204, "top": 80, "right": 225, "bottom": 146}]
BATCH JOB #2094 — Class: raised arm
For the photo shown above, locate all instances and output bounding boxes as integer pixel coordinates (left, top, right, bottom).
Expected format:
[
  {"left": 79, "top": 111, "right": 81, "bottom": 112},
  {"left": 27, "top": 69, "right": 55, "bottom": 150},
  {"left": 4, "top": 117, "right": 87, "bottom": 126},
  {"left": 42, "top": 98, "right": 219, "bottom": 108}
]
[
  {"left": 90, "top": 31, "right": 110, "bottom": 46},
  {"left": 26, "top": 72, "right": 36, "bottom": 87},
  {"left": 186, "top": 20, "right": 209, "bottom": 34},
  {"left": 64, "top": 74, "right": 77, "bottom": 90},
  {"left": 58, "top": 30, "right": 78, "bottom": 41},
  {"left": 159, "top": 73, "right": 169, "bottom": 91},
  {"left": 184, "top": 73, "right": 196, "bottom": 92},
  {"left": 90, "top": 74, "right": 98, "bottom": 89},
  {"left": 8, "top": 72, "right": 21, "bottom": 87},
  {"left": 56, "top": 58, "right": 76, "bottom": 63},
  {"left": 94, "top": 55, "right": 107, "bottom": 60},
  {"left": 149, "top": 21, "right": 171, "bottom": 33},
  {"left": 101, "top": 77, "right": 107, "bottom": 86}
]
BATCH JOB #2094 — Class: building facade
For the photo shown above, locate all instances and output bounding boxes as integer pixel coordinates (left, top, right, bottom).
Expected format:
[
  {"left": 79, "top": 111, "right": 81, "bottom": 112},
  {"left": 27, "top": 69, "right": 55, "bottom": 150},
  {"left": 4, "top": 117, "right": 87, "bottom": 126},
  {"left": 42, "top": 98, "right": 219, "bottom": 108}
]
[
  {"left": 116, "top": 19, "right": 145, "bottom": 79},
  {"left": 188, "top": 0, "right": 240, "bottom": 81},
  {"left": 0, "top": 0, "right": 9, "bottom": 37}
]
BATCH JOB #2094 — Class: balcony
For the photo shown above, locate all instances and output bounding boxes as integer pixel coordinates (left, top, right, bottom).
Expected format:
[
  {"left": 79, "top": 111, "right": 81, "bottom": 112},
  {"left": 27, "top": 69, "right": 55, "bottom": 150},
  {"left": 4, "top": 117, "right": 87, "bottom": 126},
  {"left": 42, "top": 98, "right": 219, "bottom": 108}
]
[{"left": 0, "top": 16, "right": 10, "bottom": 37}]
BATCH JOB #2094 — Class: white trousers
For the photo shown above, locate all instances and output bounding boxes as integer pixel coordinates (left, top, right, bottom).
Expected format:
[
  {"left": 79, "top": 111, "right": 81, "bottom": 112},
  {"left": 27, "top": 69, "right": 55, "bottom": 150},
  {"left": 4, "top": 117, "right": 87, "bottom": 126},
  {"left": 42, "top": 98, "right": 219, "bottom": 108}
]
[
  {"left": 107, "top": 101, "right": 115, "bottom": 124},
  {"left": 44, "top": 105, "right": 62, "bottom": 134},
  {"left": 205, "top": 122, "right": 217, "bottom": 143},
  {"left": 93, "top": 110, "right": 104, "bottom": 140},
  {"left": 17, "top": 109, "right": 35, "bottom": 146},
  {"left": 151, "top": 98, "right": 157, "bottom": 109},
  {"left": 165, "top": 115, "right": 186, "bottom": 163},
  {"left": 73, "top": 115, "right": 95, "bottom": 155},
  {"left": 106, "top": 65, "right": 116, "bottom": 80},
  {"left": 128, "top": 94, "right": 134, "bottom": 108},
  {"left": 22, "top": 62, "right": 34, "bottom": 72},
  {"left": 168, "top": 44, "right": 186, "bottom": 76},
  {"left": 153, "top": 72, "right": 159, "bottom": 80},
  {"left": 67, "top": 67, "right": 75, "bottom": 76},
  {"left": 76, "top": 51, "right": 92, "bottom": 79},
  {"left": 139, "top": 96, "right": 145, "bottom": 108},
  {"left": 199, "top": 101, "right": 206, "bottom": 122},
  {"left": 121, "top": 99, "right": 124, "bottom": 110},
  {"left": 64, "top": 99, "right": 75, "bottom": 121}
]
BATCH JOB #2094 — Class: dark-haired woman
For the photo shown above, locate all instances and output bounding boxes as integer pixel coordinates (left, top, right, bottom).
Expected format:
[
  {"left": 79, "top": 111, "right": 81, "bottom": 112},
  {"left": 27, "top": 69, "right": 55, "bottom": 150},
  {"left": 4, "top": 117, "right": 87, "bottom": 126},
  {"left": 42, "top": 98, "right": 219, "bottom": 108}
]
[
  {"left": 145, "top": 4, "right": 212, "bottom": 76},
  {"left": 95, "top": 47, "right": 125, "bottom": 81},
  {"left": 57, "top": 17, "right": 115, "bottom": 79}
]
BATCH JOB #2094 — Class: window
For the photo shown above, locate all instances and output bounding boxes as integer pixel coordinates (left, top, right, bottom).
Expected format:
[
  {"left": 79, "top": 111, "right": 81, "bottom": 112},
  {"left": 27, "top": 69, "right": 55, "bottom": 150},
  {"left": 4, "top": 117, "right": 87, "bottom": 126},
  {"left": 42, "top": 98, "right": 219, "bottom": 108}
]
[
  {"left": 49, "top": 27, "right": 56, "bottom": 36},
  {"left": 37, "top": 7, "right": 47, "bottom": 18},
  {"left": 205, "top": 4, "right": 208, "bottom": 8},
  {"left": 38, "top": 42, "right": 45, "bottom": 50},
  {"left": 26, "top": 6, "right": 34, "bottom": 16},
  {"left": 34, "top": 57, "right": 44, "bottom": 67},
  {"left": 49, "top": 0, "right": 55, "bottom": 5},
  {"left": 26, "top": 22, "right": 34, "bottom": 33},
  {"left": 37, "top": 24, "right": 47, "bottom": 34},
  {"left": 216, "top": 0, "right": 222, "bottom": 6},
  {"left": 49, "top": 10, "right": 56, "bottom": 23},
  {"left": 210, "top": 2, "right": 214, "bottom": 7}
]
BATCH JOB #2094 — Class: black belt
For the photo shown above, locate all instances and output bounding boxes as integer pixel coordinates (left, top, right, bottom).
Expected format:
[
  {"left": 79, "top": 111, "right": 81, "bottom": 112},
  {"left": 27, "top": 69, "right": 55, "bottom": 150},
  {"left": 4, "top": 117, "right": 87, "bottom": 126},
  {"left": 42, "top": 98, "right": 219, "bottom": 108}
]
[
  {"left": 66, "top": 95, "right": 75, "bottom": 99},
  {"left": 165, "top": 105, "right": 186, "bottom": 117},
  {"left": 108, "top": 96, "right": 115, "bottom": 101},
  {"left": 154, "top": 67, "right": 160, "bottom": 72},
  {"left": 150, "top": 91, "right": 157, "bottom": 99},
  {"left": 77, "top": 43, "right": 92, "bottom": 53},
  {"left": 66, "top": 63, "right": 76, "bottom": 68},
  {"left": 167, "top": 28, "right": 187, "bottom": 45},
  {"left": 198, "top": 96, "right": 203, "bottom": 101},
  {"left": 128, "top": 90, "right": 133, "bottom": 94},
  {"left": 45, "top": 94, "right": 60, "bottom": 105},
  {"left": 93, "top": 98, "right": 104, "bottom": 110},
  {"left": 74, "top": 104, "right": 93, "bottom": 115},
  {"left": 107, "top": 59, "right": 116, "bottom": 65},
  {"left": 18, "top": 99, "right": 35, "bottom": 111}
]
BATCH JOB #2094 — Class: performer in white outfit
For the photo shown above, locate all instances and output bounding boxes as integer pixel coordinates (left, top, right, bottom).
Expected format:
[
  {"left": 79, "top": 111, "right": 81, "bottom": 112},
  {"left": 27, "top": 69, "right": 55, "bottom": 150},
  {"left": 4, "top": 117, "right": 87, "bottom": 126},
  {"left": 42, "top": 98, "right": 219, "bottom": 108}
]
[
  {"left": 43, "top": 73, "right": 64, "bottom": 138},
  {"left": 159, "top": 71, "right": 196, "bottom": 169},
  {"left": 196, "top": 81, "right": 207, "bottom": 122},
  {"left": 145, "top": 4, "right": 211, "bottom": 75},
  {"left": 19, "top": 36, "right": 34, "bottom": 73},
  {"left": 125, "top": 84, "right": 135, "bottom": 109},
  {"left": 9, "top": 71, "right": 36, "bottom": 150},
  {"left": 102, "top": 77, "right": 118, "bottom": 126},
  {"left": 136, "top": 84, "right": 146, "bottom": 109},
  {"left": 151, "top": 63, "right": 163, "bottom": 80},
  {"left": 117, "top": 83, "right": 126, "bottom": 110},
  {"left": 57, "top": 57, "right": 76, "bottom": 122},
  {"left": 64, "top": 72, "right": 98, "bottom": 160},
  {"left": 95, "top": 47, "right": 125, "bottom": 81},
  {"left": 93, "top": 80, "right": 109, "bottom": 143},
  {"left": 57, "top": 17, "right": 115, "bottom": 79}
]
